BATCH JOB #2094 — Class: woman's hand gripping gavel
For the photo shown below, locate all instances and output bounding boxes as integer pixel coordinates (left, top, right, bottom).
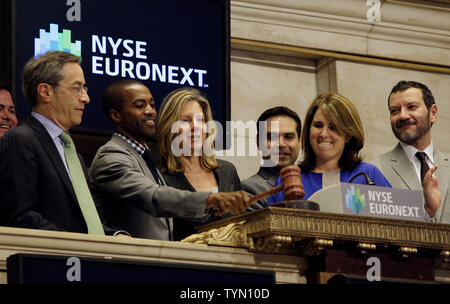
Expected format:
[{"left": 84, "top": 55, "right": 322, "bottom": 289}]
[{"left": 248, "top": 165, "right": 305, "bottom": 203}]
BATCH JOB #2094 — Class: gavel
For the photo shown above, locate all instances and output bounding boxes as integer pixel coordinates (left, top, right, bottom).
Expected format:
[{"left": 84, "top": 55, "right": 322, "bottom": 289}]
[{"left": 249, "top": 165, "right": 305, "bottom": 203}]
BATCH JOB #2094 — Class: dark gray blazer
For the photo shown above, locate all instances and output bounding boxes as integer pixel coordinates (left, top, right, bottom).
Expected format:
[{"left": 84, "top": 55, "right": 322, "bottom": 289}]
[
  {"left": 375, "top": 143, "right": 450, "bottom": 224},
  {"left": 241, "top": 166, "right": 280, "bottom": 209},
  {"left": 161, "top": 159, "right": 241, "bottom": 241},
  {"left": 88, "top": 134, "right": 211, "bottom": 240},
  {"left": 0, "top": 116, "right": 113, "bottom": 234}
]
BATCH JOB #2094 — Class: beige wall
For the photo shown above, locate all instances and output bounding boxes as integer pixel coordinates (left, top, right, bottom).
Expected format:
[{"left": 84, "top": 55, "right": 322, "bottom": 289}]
[
  {"left": 226, "top": 55, "right": 450, "bottom": 180},
  {"left": 224, "top": 50, "right": 317, "bottom": 179},
  {"left": 335, "top": 60, "right": 450, "bottom": 161},
  {"left": 221, "top": 0, "right": 450, "bottom": 180}
]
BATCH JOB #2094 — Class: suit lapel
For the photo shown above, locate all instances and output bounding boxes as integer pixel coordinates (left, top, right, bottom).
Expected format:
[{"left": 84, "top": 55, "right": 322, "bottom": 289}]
[
  {"left": 214, "top": 164, "right": 224, "bottom": 192},
  {"left": 26, "top": 117, "right": 78, "bottom": 202},
  {"left": 389, "top": 144, "right": 422, "bottom": 190},
  {"left": 434, "top": 150, "right": 450, "bottom": 222},
  {"left": 110, "top": 134, "right": 172, "bottom": 239},
  {"left": 155, "top": 166, "right": 166, "bottom": 186},
  {"left": 258, "top": 167, "right": 280, "bottom": 187},
  {"left": 111, "top": 134, "right": 155, "bottom": 178},
  {"left": 111, "top": 134, "right": 167, "bottom": 185}
]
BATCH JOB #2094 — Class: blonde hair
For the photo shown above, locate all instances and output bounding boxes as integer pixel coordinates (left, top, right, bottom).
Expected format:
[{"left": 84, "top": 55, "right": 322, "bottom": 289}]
[
  {"left": 300, "top": 93, "right": 364, "bottom": 171},
  {"left": 156, "top": 87, "right": 219, "bottom": 173}
]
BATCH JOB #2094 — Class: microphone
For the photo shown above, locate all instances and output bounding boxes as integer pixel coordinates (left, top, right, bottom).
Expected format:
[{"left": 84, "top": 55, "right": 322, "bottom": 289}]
[{"left": 349, "top": 172, "right": 375, "bottom": 185}]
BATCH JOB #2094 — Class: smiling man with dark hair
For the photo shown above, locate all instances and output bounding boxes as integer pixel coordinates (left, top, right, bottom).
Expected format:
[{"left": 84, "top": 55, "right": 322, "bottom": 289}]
[
  {"left": 0, "top": 81, "right": 18, "bottom": 138},
  {"left": 89, "top": 79, "right": 251, "bottom": 240},
  {"left": 242, "top": 106, "right": 302, "bottom": 208},
  {"left": 375, "top": 80, "right": 449, "bottom": 223}
]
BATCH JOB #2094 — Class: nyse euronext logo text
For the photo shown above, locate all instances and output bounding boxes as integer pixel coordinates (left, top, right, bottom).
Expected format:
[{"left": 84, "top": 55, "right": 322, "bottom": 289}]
[
  {"left": 33, "top": 23, "right": 209, "bottom": 88},
  {"left": 345, "top": 185, "right": 366, "bottom": 214},
  {"left": 34, "top": 23, "right": 81, "bottom": 58}
]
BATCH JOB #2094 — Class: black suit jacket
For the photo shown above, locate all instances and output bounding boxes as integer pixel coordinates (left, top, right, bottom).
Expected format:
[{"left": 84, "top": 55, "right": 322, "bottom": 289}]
[
  {"left": 0, "top": 116, "right": 110, "bottom": 234},
  {"left": 161, "top": 159, "right": 241, "bottom": 241}
]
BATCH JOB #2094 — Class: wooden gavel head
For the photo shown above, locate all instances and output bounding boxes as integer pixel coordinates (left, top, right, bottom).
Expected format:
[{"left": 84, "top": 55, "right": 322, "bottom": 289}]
[
  {"left": 248, "top": 165, "right": 305, "bottom": 204},
  {"left": 280, "top": 165, "right": 305, "bottom": 201}
]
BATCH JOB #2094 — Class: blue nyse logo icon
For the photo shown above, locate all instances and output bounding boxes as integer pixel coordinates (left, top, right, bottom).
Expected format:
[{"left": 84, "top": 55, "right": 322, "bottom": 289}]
[
  {"left": 345, "top": 185, "right": 366, "bottom": 215},
  {"left": 34, "top": 23, "right": 81, "bottom": 58}
]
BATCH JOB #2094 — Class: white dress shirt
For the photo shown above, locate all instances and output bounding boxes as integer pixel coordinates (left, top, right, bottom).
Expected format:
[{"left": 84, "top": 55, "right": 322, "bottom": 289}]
[{"left": 400, "top": 141, "right": 435, "bottom": 182}]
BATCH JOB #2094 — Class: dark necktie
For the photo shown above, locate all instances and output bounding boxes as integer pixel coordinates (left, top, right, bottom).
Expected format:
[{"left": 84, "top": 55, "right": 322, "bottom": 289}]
[
  {"left": 415, "top": 151, "right": 430, "bottom": 184},
  {"left": 142, "top": 149, "right": 163, "bottom": 185},
  {"left": 142, "top": 149, "right": 172, "bottom": 240}
]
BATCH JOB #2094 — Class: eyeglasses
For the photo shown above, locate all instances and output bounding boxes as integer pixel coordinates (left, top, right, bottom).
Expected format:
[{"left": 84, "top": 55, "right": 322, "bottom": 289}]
[{"left": 54, "top": 83, "right": 88, "bottom": 96}]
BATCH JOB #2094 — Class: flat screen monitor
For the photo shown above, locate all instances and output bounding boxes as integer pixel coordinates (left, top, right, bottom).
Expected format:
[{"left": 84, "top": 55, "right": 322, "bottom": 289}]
[
  {"left": 7, "top": 253, "right": 275, "bottom": 284},
  {"left": 11, "top": 0, "right": 230, "bottom": 146}
]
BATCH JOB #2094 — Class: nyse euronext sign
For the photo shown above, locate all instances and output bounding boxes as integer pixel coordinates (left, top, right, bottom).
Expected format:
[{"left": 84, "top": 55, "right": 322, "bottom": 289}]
[{"left": 34, "top": 23, "right": 209, "bottom": 88}]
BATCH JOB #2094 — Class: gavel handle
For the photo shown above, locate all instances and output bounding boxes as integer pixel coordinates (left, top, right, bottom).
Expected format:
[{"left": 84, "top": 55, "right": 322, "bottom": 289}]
[{"left": 249, "top": 185, "right": 283, "bottom": 203}]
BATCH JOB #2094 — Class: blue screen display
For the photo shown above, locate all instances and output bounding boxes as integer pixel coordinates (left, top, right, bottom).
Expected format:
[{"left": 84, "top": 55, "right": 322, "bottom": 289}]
[{"left": 13, "top": 0, "right": 230, "bottom": 137}]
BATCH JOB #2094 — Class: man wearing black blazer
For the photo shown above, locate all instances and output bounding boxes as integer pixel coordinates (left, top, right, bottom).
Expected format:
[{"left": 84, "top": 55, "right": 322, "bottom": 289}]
[{"left": 0, "top": 51, "right": 119, "bottom": 235}]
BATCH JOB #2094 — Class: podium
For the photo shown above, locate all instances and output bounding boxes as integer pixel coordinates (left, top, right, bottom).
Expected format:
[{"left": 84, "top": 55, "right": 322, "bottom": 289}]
[
  {"left": 184, "top": 203, "right": 450, "bottom": 283},
  {"left": 308, "top": 182, "right": 426, "bottom": 221},
  {"left": 0, "top": 184, "right": 448, "bottom": 284}
]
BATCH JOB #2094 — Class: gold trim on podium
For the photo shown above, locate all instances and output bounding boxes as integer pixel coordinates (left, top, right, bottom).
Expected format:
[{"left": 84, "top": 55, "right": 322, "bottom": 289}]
[
  {"left": 182, "top": 207, "right": 450, "bottom": 269},
  {"left": 182, "top": 220, "right": 254, "bottom": 250}
]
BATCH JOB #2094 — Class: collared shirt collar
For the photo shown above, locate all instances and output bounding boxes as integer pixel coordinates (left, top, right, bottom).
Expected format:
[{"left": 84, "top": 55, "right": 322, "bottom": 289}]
[
  {"left": 31, "top": 112, "right": 65, "bottom": 140},
  {"left": 31, "top": 112, "right": 71, "bottom": 177},
  {"left": 115, "top": 132, "right": 149, "bottom": 155},
  {"left": 400, "top": 141, "right": 434, "bottom": 165}
]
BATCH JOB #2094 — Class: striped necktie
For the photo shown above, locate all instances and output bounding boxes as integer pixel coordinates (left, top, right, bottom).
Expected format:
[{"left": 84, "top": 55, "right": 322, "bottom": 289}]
[{"left": 59, "top": 132, "right": 105, "bottom": 235}]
